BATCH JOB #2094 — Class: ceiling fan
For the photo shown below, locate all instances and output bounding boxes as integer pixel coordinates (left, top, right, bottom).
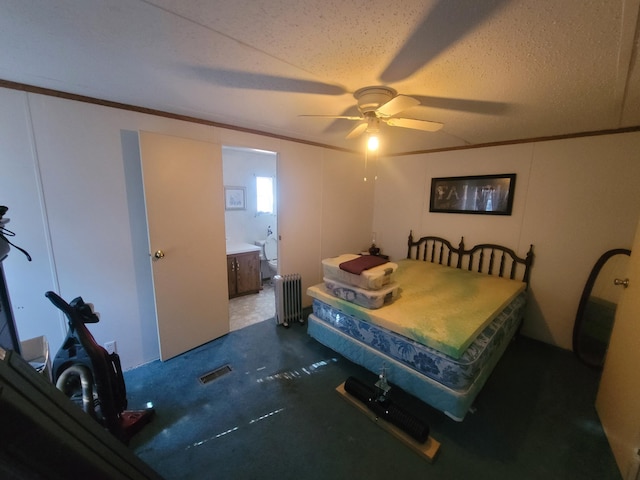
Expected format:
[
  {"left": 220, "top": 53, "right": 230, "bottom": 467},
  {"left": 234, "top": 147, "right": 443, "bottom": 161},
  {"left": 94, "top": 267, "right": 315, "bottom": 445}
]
[{"left": 300, "top": 86, "right": 444, "bottom": 140}]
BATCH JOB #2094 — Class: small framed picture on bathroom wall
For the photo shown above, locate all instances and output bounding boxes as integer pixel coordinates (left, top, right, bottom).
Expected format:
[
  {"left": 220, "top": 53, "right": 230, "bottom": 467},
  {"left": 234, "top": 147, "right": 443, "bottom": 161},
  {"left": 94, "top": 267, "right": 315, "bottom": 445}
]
[{"left": 224, "top": 186, "right": 246, "bottom": 210}]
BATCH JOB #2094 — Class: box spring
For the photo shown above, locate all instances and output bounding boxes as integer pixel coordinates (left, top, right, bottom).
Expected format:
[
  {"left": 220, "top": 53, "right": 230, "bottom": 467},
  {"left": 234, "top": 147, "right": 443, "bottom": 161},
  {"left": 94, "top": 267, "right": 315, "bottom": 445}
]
[{"left": 311, "top": 292, "right": 525, "bottom": 392}]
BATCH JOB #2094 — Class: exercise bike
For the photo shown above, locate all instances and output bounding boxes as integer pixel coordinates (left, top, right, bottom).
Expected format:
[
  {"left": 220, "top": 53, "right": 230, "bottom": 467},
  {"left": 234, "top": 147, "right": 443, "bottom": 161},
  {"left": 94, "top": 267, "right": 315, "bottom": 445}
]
[{"left": 46, "top": 291, "right": 154, "bottom": 443}]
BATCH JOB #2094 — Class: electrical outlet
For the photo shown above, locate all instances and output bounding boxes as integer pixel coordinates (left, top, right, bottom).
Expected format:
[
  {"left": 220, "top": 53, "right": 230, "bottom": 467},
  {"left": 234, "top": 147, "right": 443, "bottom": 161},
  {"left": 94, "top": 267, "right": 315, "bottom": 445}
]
[{"left": 104, "top": 341, "right": 116, "bottom": 355}]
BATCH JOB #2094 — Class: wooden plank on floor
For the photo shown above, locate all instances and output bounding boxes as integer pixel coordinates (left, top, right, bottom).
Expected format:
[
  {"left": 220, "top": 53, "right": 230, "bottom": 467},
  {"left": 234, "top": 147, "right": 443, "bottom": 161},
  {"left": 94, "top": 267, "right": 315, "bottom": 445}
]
[{"left": 336, "top": 381, "right": 441, "bottom": 463}]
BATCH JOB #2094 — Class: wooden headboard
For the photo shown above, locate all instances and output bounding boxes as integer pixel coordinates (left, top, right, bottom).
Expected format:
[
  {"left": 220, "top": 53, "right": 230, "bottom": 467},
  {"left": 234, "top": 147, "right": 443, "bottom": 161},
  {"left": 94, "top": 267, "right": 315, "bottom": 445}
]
[{"left": 407, "top": 230, "right": 534, "bottom": 285}]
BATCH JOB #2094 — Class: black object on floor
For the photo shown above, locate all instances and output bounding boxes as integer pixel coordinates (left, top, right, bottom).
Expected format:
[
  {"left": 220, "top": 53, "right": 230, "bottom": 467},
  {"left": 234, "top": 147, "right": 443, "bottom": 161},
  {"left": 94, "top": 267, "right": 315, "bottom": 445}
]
[{"left": 344, "top": 375, "right": 430, "bottom": 443}]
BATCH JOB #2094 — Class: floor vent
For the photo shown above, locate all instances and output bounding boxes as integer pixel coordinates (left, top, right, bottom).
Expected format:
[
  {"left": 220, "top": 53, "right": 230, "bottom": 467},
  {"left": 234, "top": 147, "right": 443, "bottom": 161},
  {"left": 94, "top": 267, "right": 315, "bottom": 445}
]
[{"left": 199, "top": 365, "right": 232, "bottom": 384}]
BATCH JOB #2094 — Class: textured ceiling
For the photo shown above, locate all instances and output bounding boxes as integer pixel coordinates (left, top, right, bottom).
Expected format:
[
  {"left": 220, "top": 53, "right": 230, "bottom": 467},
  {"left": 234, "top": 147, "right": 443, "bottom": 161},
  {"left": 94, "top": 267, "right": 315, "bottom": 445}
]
[{"left": 1, "top": 0, "right": 639, "bottom": 154}]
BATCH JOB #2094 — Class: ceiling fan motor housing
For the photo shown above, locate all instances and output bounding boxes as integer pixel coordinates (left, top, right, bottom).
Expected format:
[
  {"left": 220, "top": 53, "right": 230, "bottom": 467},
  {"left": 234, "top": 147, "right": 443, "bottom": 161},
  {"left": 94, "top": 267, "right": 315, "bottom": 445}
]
[
  {"left": 305, "top": 85, "right": 442, "bottom": 139},
  {"left": 354, "top": 86, "right": 397, "bottom": 114}
]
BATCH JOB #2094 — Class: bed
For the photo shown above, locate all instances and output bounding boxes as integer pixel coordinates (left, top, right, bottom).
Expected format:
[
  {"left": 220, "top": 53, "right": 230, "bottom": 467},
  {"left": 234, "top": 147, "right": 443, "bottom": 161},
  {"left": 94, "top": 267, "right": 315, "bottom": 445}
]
[{"left": 307, "top": 231, "right": 534, "bottom": 421}]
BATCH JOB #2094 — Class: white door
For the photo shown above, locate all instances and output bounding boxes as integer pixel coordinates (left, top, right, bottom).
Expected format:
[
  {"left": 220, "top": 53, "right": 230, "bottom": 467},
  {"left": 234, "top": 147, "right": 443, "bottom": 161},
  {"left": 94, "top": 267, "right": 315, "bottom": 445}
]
[
  {"left": 139, "top": 131, "right": 229, "bottom": 360},
  {"left": 596, "top": 216, "right": 640, "bottom": 478}
]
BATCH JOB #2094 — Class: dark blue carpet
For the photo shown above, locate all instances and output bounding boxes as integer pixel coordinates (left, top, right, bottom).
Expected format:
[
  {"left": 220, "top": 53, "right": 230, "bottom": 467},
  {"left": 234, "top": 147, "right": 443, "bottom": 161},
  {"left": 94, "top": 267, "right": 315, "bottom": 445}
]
[{"left": 124, "top": 316, "right": 620, "bottom": 479}]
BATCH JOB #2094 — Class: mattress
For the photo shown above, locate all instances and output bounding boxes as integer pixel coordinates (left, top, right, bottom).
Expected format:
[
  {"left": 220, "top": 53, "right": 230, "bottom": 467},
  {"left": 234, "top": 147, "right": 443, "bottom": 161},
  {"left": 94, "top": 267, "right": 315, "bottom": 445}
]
[
  {"left": 322, "top": 254, "right": 397, "bottom": 290},
  {"left": 312, "top": 293, "right": 525, "bottom": 391},
  {"left": 323, "top": 277, "right": 399, "bottom": 309},
  {"left": 308, "top": 259, "right": 526, "bottom": 359}
]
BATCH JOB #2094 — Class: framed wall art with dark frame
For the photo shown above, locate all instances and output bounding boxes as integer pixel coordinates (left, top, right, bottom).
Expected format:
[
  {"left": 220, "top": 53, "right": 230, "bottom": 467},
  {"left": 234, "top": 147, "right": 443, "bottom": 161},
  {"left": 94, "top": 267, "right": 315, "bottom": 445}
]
[
  {"left": 429, "top": 174, "right": 516, "bottom": 215},
  {"left": 224, "top": 186, "right": 246, "bottom": 211}
]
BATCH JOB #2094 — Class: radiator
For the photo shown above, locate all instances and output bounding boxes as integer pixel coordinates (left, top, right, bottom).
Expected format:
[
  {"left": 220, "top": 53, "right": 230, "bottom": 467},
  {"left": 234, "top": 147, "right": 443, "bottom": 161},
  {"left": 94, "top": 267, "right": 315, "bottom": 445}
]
[{"left": 274, "top": 274, "right": 303, "bottom": 327}]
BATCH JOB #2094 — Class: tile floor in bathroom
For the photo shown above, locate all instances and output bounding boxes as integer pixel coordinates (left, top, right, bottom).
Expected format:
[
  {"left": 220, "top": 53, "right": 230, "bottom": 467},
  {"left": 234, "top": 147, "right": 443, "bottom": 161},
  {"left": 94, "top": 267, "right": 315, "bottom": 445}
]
[{"left": 228, "top": 279, "right": 276, "bottom": 331}]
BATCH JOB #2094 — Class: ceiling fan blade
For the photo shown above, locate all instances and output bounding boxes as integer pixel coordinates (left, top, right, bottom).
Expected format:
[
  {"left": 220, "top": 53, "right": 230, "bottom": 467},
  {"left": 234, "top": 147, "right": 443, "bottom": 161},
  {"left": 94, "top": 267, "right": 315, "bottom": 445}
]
[
  {"left": 379, "top": 0, "right": 510, "bottom": 83},
  {"left": 386, "top": 117, "right": 443, "bottom": 132},
  {"left": 321, "top": 106, "right": 364, "bottom": 135},
  {"left": 345, "top": 122, "right": 369, "bottom": 139},
  {"left": 376, "top": 95, "right": 420, "bottom": 117},
  {"left": 412, "top": 95, "right": 510, "bottom": 115},
  {"left": 190, "top": 66, "right": 347, "bottom": 95},
  {"left": 299, "top": 114, "right": 363, "bottom": 120}
]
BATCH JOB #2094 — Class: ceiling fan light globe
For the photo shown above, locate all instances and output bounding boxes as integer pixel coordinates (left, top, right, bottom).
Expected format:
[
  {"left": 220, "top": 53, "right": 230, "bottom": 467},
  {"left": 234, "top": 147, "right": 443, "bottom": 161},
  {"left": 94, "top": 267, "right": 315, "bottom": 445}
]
[{"left": 367, "top": 135, "right": 379, "bottom": 151}]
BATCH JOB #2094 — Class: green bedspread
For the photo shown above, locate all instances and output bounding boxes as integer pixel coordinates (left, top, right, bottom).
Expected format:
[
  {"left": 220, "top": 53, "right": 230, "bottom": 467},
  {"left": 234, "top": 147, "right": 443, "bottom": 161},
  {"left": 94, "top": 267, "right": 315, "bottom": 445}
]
[{"left": 307, "top": 258, "right": 526, "bottom": 359}]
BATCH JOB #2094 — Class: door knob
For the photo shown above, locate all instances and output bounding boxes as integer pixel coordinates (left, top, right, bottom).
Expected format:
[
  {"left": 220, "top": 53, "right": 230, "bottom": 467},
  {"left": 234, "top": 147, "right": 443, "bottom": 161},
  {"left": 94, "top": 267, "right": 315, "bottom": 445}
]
[
  {"left": 154, "top": 250, "right": 165, "bottom": 259},
  {"left": 614, "top": 278, "right": 629, "bottom": 288}
]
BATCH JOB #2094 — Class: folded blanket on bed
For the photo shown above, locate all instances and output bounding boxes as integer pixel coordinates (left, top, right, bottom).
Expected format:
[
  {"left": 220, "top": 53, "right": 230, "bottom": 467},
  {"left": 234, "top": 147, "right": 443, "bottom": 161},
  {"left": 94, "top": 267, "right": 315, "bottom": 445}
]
[{"left": 339, "top": 255, "right": 388, "bottom": 275}]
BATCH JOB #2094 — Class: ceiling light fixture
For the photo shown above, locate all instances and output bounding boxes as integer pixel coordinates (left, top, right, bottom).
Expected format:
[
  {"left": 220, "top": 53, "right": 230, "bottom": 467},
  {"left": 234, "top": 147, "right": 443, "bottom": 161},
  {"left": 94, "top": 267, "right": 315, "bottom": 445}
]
[
  {"left": 367, "top": 134, "right": 379, "bottom": 151},
  {"left": 364, "top": 117, "right": 379, "bottom": 182},
  {"left": 366, "top": 116, "right": 380, "bottom": 151}
]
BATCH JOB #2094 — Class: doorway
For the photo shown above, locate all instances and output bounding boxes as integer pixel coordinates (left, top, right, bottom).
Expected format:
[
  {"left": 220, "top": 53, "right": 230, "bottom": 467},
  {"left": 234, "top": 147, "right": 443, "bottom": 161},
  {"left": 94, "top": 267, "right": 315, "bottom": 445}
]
[{"left": 222, "top": 146, "right": 278, "bottom": 330}]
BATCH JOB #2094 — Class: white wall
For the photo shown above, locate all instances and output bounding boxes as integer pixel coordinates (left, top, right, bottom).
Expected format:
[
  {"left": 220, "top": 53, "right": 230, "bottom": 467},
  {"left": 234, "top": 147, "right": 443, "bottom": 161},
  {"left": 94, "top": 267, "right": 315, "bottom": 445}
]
[
  {"left": 5, "top": 83, "right": 633, "bottom": 368},
  {"left": 0, "top": 87, "right": 370, "bottom": 369},
  {"left": 0, "top": 88, "right": 62, "bottom": 347},
  {"left": 373, "top": 133, "right": 640, "bottom": 350},
  {"left": 222, "top": 146, "right": 277, "bottom": 245},
  {"left": 277, "top": 143, "right": 375, "bottom": 301}
]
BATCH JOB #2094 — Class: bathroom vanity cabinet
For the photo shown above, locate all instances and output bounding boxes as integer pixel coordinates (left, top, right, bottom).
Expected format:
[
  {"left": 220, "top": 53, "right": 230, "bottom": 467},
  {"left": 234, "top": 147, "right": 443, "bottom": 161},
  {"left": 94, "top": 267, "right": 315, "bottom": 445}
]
[{"left": 227, "top": 250, "right": 261, "bottom": 298}]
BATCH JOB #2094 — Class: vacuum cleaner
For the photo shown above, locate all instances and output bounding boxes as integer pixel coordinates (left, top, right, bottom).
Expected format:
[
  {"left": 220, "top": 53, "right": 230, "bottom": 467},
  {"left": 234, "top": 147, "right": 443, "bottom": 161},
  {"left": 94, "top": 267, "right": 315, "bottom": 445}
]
[{"left": 46, "top": 291, "right": 154, "bottom": 443}]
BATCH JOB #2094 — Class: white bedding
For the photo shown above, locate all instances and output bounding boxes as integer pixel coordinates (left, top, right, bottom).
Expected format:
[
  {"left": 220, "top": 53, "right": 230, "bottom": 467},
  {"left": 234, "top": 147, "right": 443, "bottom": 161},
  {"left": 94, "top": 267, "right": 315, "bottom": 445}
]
[
  {"left": 323, "top": 277, "right": 399, "bottom": 309},
  {"left": 322, "top": 254, "right": 397, "bottom": 290}
]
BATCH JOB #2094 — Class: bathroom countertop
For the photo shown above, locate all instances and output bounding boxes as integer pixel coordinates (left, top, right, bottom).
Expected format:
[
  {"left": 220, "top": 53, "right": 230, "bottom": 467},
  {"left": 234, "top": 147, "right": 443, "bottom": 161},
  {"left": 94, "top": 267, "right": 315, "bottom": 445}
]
[{"left": 226, "top": 243, "right": 261, "bottom": 255}]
